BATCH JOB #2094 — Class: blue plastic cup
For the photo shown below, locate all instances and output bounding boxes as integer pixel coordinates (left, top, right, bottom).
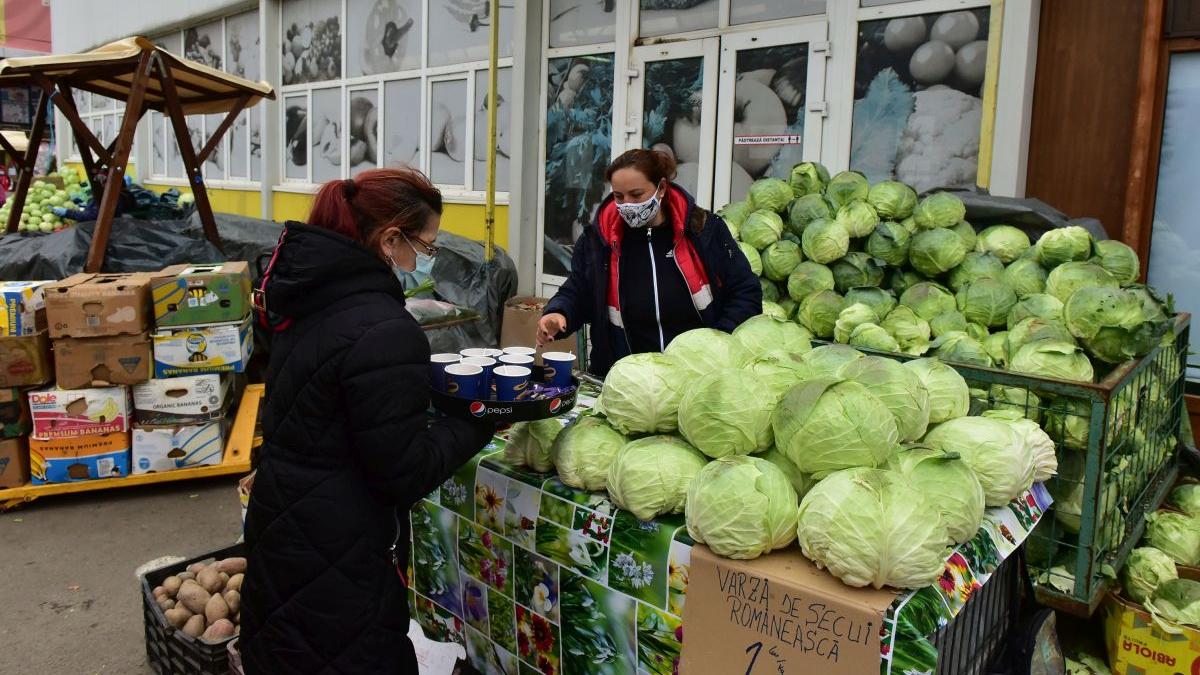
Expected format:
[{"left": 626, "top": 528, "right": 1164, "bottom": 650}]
[
  {"left": 494, "top": 365, "right": 532, "bottom": 401},
  {"left": 429, "top": 353, "right": 461, "bottom": 392},
  {"left": 541, "top": 351, "right": 576, "bottom": 387},
  {"left": 444, "top": 363, "right": 484, "bottom": 398},
  {"left": 499, "top": 354, "right": 535, "bottom": 368},
  {"left": 461, "top": 357, "right": 497, "bottom": 394},
  {"left": 502, "top": 346, "right": 536, "bottom": 357}
]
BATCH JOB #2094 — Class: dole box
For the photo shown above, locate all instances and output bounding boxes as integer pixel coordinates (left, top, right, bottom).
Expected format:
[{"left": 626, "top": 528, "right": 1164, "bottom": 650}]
[
  {"left": 29, "top": 432, "right": 131, "bottom": 484},
  {"left": 132, "top": 419, "right": 228, "bottom": 474},
  {"left": 29, "top": 386, "right": 132, "bottom": 440},
  {"left": 133, "top": 374, "right": 231, "bottom": 426},
  {"left": 0, "top": 280, "right": 50, "bottom": 336},
  {"left": 152, "top": 262, "right": 252, "bottom": 328},
  {"left": 152, "top": 318, "right": 252, "bottom": 378}
]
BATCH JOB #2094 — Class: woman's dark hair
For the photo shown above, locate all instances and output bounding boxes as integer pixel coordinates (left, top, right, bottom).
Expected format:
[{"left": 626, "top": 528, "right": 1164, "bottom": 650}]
[
  {"left": 308, "top": 167, "right": 442, "bottom": 252},
  {"left": 605, "top": 148, "right": 677, "bottom": 185}
]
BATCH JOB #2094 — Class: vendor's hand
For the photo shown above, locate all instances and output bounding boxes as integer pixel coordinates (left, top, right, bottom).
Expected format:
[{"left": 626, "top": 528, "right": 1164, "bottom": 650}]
[
  {"left": 537, "top": 313, "right": 567, "bottom": 347},
  {"left": 51, "top": 207, "right": 67, "bottom": 217}
]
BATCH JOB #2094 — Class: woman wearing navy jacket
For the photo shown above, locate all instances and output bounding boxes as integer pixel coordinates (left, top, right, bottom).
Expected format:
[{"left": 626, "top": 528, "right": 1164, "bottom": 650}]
[{"left": 538, "top": 149, "right": 762, "bottom": 376}]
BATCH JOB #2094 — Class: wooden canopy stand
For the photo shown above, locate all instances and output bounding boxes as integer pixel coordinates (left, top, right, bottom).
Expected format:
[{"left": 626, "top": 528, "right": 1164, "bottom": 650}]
[{"left": 0, "top": 38, "right": 275, "bottom": 272}]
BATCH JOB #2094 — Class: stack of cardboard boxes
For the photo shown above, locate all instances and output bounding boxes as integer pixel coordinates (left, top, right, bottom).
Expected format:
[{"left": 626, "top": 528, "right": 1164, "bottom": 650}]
[{"left": 0, "top": 281, "right": 53, "bottom": 488}]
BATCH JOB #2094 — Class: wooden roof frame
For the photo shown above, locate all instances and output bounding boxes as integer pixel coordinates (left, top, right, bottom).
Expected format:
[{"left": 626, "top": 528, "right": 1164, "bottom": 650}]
[{"left": 0, "top": 37, "right": 275, "bottom": 272}]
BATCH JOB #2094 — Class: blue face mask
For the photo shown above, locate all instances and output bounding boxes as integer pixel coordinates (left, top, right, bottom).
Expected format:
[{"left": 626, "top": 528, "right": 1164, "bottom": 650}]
[{"left": 393, "top": 235, "right": 436, "bottom": 291}]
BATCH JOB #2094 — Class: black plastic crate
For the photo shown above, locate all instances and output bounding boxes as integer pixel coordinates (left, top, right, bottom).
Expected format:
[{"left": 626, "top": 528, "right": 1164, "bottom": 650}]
[
  {"left": 141, "top": 543, "right": 244, "bottom": 675},
  {"left": 933, "top": 548, "right": 1025, "bottom": 675}
]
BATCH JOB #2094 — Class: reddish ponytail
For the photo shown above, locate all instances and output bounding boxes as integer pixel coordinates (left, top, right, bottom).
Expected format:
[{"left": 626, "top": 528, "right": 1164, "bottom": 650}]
[{"left": 307, "top": 167, "right": 443, "bottom": 252}]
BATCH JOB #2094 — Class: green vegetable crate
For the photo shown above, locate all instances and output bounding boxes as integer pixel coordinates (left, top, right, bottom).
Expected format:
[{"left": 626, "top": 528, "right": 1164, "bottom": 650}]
[{"left": 829, "top": 313, "right": 1191, "bottom": 617}]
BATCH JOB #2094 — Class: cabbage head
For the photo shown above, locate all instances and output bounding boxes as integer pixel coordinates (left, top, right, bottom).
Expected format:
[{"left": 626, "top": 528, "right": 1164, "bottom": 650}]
[
  {"left": 867, "top": 221, "right": 912, "bottom": 266},
  {"left": 983, "top": 332, "right": 1009, "bottom": 367},
  {"left": 747, "top": 350, "right": 812, "bottom": 401},
  {"left": 1065, "top": 286, "right": 1168, "bottom": 364},
  {"left": 956, "top": 278, "right": 1018, "bottom": 328},
  {"left": 834, "top": 303, "right": 880, "bottom": 344},
  {"left": 1037, "top": 226, "right": 1094, "bottom": 268},
  {"left": 761, "top": 301, "right": 787, "bottom": 320},
  {"left": 1006, "top": 317, "right": 1076, "bottom": 356},
  {"left": 966, "top": 322, "right": 990, "bottom": 342},
  {"left": 948, "top": 252, "right": 1005, "bottom": 291},
  {"left": 825, "top": 171, "right": 869, "bottom": 209},
  {"left": 1045, "top": 261, "right": 1119, "bottom": 303},
  {"left": 922, "top": 416, "right": 1036, "bottom": 506},
  {"left": 757, "top": 447, "right": 813, "bottom": 500},
  {"left": 787, "top": 262, "right": 836, "bottom": 301},
  {"left": 772, "top": 378, "right": 898, "bottom": 478},
  {"left": 888, "top": 447, "right": 986, "bottom": 544},
  {"left": 797, "top": 467, "right": 950, "bottom": 589},
  {"left": 839, "top": 356, "right": 931, "bottom": 441},
  {"left": 778, "top": 297, "right": 797, "bottom": 319},
  {"left": 504, "top": 418, "right": 564, "bottom": 473},
  {"left": 738, "top": 241, "right": 762, "bottom": 275},
  {"left": 903, "top": 357, "right": 969, "bottom": 423},
  {"left": 734, "top": 314, "right": 812, "bottom": 357},
  {"left": 982, "top": 408, "right": 1056, "bottom": 481},
  {"left": 665, "top": 328, "right": 751, "bottom": 381},
  {"left": 929, "top": 310, "right": 968, "bottom": 338},
  {"left": 976, "top": 225, "right": 1031, "bottom": 263},
  {"left": 1010, "top": 340, "right": 1094, "bottom": 382},
  {"left": 761, "top": 278, "right": 780, "bottom": 303},
  {"left": 1150, "top": 579, "right": 1200, "bottom": 628},
  {"left": 880, "top": 306, "right": 932, "bottom": 356},
  {"left": 685, "top": 456, "right": 798, "bottom": 559},
  {"left": 718, "top": 200, "right": 754, "bottom": 230},
  {"left": 1091, "top": 239, "right": 1140, "bottom": 285},
  {"left": 835, "top": 201, "right": 880, "bottom": 238},
  {"left": 1122, "top": 547, "right": 1178, "bottom": 605},
  {"left": 748, "top": 177, "right": 793, "bottom": 213},
  {"left": 1145, "top": 511, "right": 1200, "bottom": 566},
  {"left": 845, "top": 287, "right": 897, "bottom": 319},
  {"left": 901, "top": 282, "right": 958, "bottom": 321},
  {"left": 796, "top": 289, "right": 846, "bottom": 338},
  {"left": 607, "top": 436, "right": 708, "bottom": 521},
  {"left": 910, "top": 228, "right": 968, "bottom": 277},
  {"left": 679, "top": 369, "right": 774, "bottom": 458},
  {"left": 831, "top": 252, "right": 885, "bottom": 293},
  {"left": 599, "top": 353, "right": 685, "bottom": 435},
  {"left": 553, "top": 417, "right": 628, "bottom": 491},
  {"left": 868, "top": 180, "right": 918, "bottom": 220},
  {"left": 889, "top": 269, "right": 927, "bottom": 297},
  {"left": 802, "top": 218, "right": 851, "bottom": 264},
  {"left": 1169, "top": 484, "right": 1200, "bottom": 518},
  {"left": 789, "top": 161, "right": 831, "bottom": 197},
  {"left": 787, "top": 193, "right": 832, "bottom": 235},
  {"left": 934, "top": 332, "right": 994, "bottom": 368},
  {"left": 848, "top": 324, "right": 901, "bottom": 353},
  {"left": 761, "top": 240, "right": 803, "bottom": 281},
  {"left": 951, "top": 221, "right": 977, "bottom": 251},
  {"left": 1043, "top": 398, "right": 1092, "bottom": 451},
  {"left": 801, "top": 344, "right": 864, "bottom": 379},
  {"left": 914, "top": 192, "right": 967, "bottom": 229},
  {"left": 742, "top": 210, "right": 784, "bottom": 250},
  {"left": 1008, "top": 293, "right": 1064, "bottom": 329},
  {"left": 1003, "top": 258, "right": 1048, "bottom": 298}
]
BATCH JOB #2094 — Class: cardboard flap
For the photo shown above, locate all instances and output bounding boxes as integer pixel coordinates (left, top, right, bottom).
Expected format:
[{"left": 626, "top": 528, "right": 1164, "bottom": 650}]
[{"left": 681, "top": 546, "right": 897, "bottom": 674}]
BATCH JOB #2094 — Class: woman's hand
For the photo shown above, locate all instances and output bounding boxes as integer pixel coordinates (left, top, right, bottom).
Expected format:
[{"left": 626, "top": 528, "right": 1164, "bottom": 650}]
[{"left": 537, "top": 313, "right": 567, "bottom": 346}]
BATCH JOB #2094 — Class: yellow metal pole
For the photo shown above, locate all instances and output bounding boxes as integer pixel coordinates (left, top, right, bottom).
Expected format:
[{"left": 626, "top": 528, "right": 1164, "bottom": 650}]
[
  {"left": 976, "top": 0, "right": 1005, "bottom": 190},
  {"left": 484, "top": 0, "right": 499, "bottom": 262}
]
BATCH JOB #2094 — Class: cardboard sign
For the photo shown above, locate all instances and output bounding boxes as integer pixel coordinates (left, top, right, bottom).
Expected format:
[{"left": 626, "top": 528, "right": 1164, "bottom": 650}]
[
  {"left": 45, "top": 273, "right": 153, "bottom": 338},
  {"left": 500, "top": 296, "right": 575, "bottom": 364},
  {"left": 132, "top": 419, "right": 227, "bottom": 474},
  {"left": 0, "top": 280, "right": 49, "bottom": 336},
  {"left": 152, "top": 317, "right": 253, "bottom": 378},
  {"left": 29, "top": 385, "right": 132, "bottom": 440},
  {"left": 681, "top": 546, "right": 896, "bottom": 675},
  {"left": 0, "top": 436, "right": 28, "bottom": 488},
  {"left": 29, "top": 432, "right": 131, "bottom": 484},
  {"left": 53, "top": 333, "right": 152, "bottom": 389},
  {"left": 0, "top": 331, "right": 53, "bottom": 387},
  {"left": 133, "top": 374, "right": 230, "bottom": 426},
  {"left": 152, "top": 262, "right": 252, "bottom": 328}
]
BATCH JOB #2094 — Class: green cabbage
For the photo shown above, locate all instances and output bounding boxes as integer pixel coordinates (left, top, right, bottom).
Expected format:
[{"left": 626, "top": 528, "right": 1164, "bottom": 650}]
[
  {"left": 802, "top": 218, "right": 851, "bottom": 264},
  {"left": 747, "top": 350, "right": 813, "bottom": 401},
  {"left": 742, "top": 210, "right": 785, "bottom": 250},
  {"left": 868, "top": 181, "right": 918, "bottom": 220},
  {"left": 796, "top": 289, "right": 847, "bottom": 338},
  {"left": 1091, "top": 239, "right": 1140, "bottom": 285},
  {"left": 1007, "top": 293, "right": 1064, "bottom": 329},
  {"left": 975, "top": 225, "right": 1031, "bottom": 263},
  {"left": 685, "top": 456, "right": 798, "bottom": 559},
  {"left": 1150, "top": 578, "right": 1200, "bottom": 628},
  {"left": 789, "top": 161, "right": 831, "bottom": 197},
  {"left": 838, "top": 356, "right": 931, "bottom": 441},
  {"left": 757, "top": 446, "right": 814, "bottom": 500},
  {"left": 935, "top": 332, "right": 994, "bottom": 367},
  {"left": 966, "top": 322, "right": 990, "bottom": 342},
  {"left": 607, "top": 436, "right": 708, "bottom": 521},
  {"left": 1169, "top": 484, "right": 1200, "bottom": 518},
  {"left": 922, "top": 416, "right": 1036, "bottom": 506},
  {"left": 845, "top": 287, "right": 897, "bottom": 320},
  {"left": 1145, "top": 511, "right": 1200, "bottom": 566},
  {"left": 772, "top": 378, "right": 898, "bottom": 478},
  {"left": 778, "top": 297, "right": 798, "bottom": 319},
  {"left": 982, "top": 408, "right": 1055, "bottom": 480},
  {"left": 761, "top": 240, "right": 803, "bottom": 281},
  {"left": 948, "top": 252, "right": 1005, "bottom": 291},
  {"left": 929, "top": 310, "right": 968, "bottom": 338},
  {"left": 888, "top": 269, "right": 926, "bottom": 297},
  {"left": 831, "top": 252, "right": 885, "bottom": 293},
  {"left": 956, "top": 278, "right": 1018, "bottom": 328},
  {"left": 787, "top": 261, "right": 836, "bottom": 301},
  {"left": 834, "top": 303, "right": 880, "bottom": 344},
  {"left": 910, "top": 228, "right": 968, "bottom": 277},
  {"left": 835, "top": 200, "right": 880, "bottom": 238},
  {"left": 598, "top": 353, "right": 685, "bottom": 434},
  {"left": 1122, "top": 547, "right": 1178, "bottom": 605},
  {"left": 903, "top": 357, "right": 969, "bottom": 423},
  {"left": 1065, "top": 286, "right": 1169, "bottom": 364},
  {"left": 797, "top": 467, "right": 950, "bottom": 589},
  {"left": 1045, "top": 261, "right": 1119, "bottom": 303},
  {"left": 679, "top": 369, "right": 774, "bottom": 458},
  {"left": 1003, "top": 258, "right": 1048, "bottom": 298},
  {"left": 848, "top": 323, "right": 901, "bottom": 353},
  {"left": 787, "top": 193, "right": 833, "bottom": 235},
  {"left": 951, "top": 221, "right": 978, "bottom": 251},
  {"left": 739, "top": 241, "right": 763, "bottom": 275},
  {"left": 1043, "top": 398, "right": 1092, "bottom": 452},
  {"left": 748, "top": 177, "right": 793, "bottom": 213},
  {"left": 867, "top": 221, "right": 912, "bottom": 266},
  {"left": 888, "top": 447, "right": 986, "bottom": 544},
  {"left": 504, "top": 418, "right": 565, "bottom": 473},
  {"left": 1037, "top": 226, "right": 1094, "bottom": 268},
  {"left": 1009, "top": 340, "right": 1094, "bottom": 382},
  {"left": 914, "top": 192, "right": 966, "bottom": 230},
  {"left": 983, "top": 332, "right": 1009, "bottom": 367},
  {"left": 825, "top": 171, "right": 870, "bottom": 209},
  {"left": 718, "top": 200, "right": 754, "bottom": 230},
  {"left": 1006, "top": 317, "right": 1076, "bottom": 356},
  {"left": 665, "top": 328, "right": 751, "bottom": 381},
  {"left": 880, "top": 306, "right": 932, "bottom": 356},
  {"left": 761, "top": 301, "right": 787, "bottom": 320},
  {"left": 761, "top": 278, "right": 781, "bottom": 303},
  {"left": 734, "top": 314, "right": 812, "bottom": 357},
  {"left": 553, "top": 417, "right": 628, "bottom": 491},
  {"left": 901, "top": 282, "right": 958, "bottom": 321},
  {"left": 801, "top": 344, "right": 864, "bottom": 379}
]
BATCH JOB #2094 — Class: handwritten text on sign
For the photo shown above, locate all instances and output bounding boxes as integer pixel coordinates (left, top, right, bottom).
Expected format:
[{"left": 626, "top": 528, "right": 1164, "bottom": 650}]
[{"left": 716, "top": 564, "right": 875, "bottom": 669}]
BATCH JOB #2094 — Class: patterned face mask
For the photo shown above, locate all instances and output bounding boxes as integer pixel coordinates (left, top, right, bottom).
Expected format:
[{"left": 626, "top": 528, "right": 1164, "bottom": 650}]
[{"left": 616, "top": 185, "right": 664, "bottom": 228}]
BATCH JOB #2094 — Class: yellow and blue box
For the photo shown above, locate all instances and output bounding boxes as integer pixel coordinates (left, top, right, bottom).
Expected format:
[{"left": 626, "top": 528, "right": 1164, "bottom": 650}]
[
  {"left": 29, "top": 432, "right": 131, "bottom": 484},
  {"left": 152, "top": 317, "right": 253, "bottom": 378},
  {"left": 152, "top": 262, "right": 252, "bottom": 328},
  {"left": 131, "top": 419, "right": 228, "bottom": 474},
  {"left": 0, "top": 281, "right": 50, "bottom": 336}
]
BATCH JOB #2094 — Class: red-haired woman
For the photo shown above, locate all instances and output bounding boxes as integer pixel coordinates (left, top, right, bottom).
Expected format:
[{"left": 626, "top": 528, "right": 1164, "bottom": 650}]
[
  {"left": 538, "top": 149, "right": 761, "bottom": 376},
  {"left": 239, "top": 168, "right": 494, "bottom": 673}
]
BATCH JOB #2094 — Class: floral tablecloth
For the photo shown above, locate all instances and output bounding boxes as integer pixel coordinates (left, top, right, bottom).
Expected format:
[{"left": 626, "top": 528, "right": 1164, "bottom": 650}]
[{"left": 409, "top": 397, "right": 1052, "bottom": 675}]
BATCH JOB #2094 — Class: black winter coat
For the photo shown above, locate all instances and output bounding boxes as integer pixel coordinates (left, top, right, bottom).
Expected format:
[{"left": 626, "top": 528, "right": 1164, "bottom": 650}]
[
  {"left": 544, "top": 185, "right": 762, "bottom": 376},
  {"left": 240, "top": 221, "right": 493, "bottom": 674}
]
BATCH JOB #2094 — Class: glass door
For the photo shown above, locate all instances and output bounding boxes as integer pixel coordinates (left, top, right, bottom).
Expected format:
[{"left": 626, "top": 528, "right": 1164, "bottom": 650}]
[
  {"left": 714, "top": 22, "right": 828, "bottom": 207},
  {"left": 626, "top": 39, "right": 720, "bottom": 208}
]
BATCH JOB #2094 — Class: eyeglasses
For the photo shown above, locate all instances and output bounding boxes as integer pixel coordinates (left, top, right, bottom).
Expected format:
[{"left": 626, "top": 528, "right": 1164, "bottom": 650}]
[{"left": 404, "top": 232, "right": 439, "bottom": 258}]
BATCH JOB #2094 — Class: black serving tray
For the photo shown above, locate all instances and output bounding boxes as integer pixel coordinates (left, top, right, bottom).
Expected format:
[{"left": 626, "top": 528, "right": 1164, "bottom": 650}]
[{"left": 430, "top": 364, "right": 578, "bottom": 422}]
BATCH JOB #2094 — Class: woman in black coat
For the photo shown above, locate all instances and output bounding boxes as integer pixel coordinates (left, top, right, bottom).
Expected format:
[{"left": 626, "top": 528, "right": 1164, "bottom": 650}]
[
  {"left": 537, "top": 149, "right": 762, "bottom": 376},
  {"left": 240, "top": 168, "right": 494, "bottom": 673}
]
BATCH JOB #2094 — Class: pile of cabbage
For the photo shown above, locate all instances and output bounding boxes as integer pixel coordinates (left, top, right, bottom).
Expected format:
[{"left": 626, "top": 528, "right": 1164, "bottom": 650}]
[
  {"left": 1110, "top": 491, "right": 1200, "bottom": 629},
  {"left": 0, "top": 167, "right": 85, "bottom": 235},
  {"left": 508, "top": 326, "right": 1057, "bottom": 590},
  {"left": 718, "top": 164, "right": 1175, "bottom": 383}
]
